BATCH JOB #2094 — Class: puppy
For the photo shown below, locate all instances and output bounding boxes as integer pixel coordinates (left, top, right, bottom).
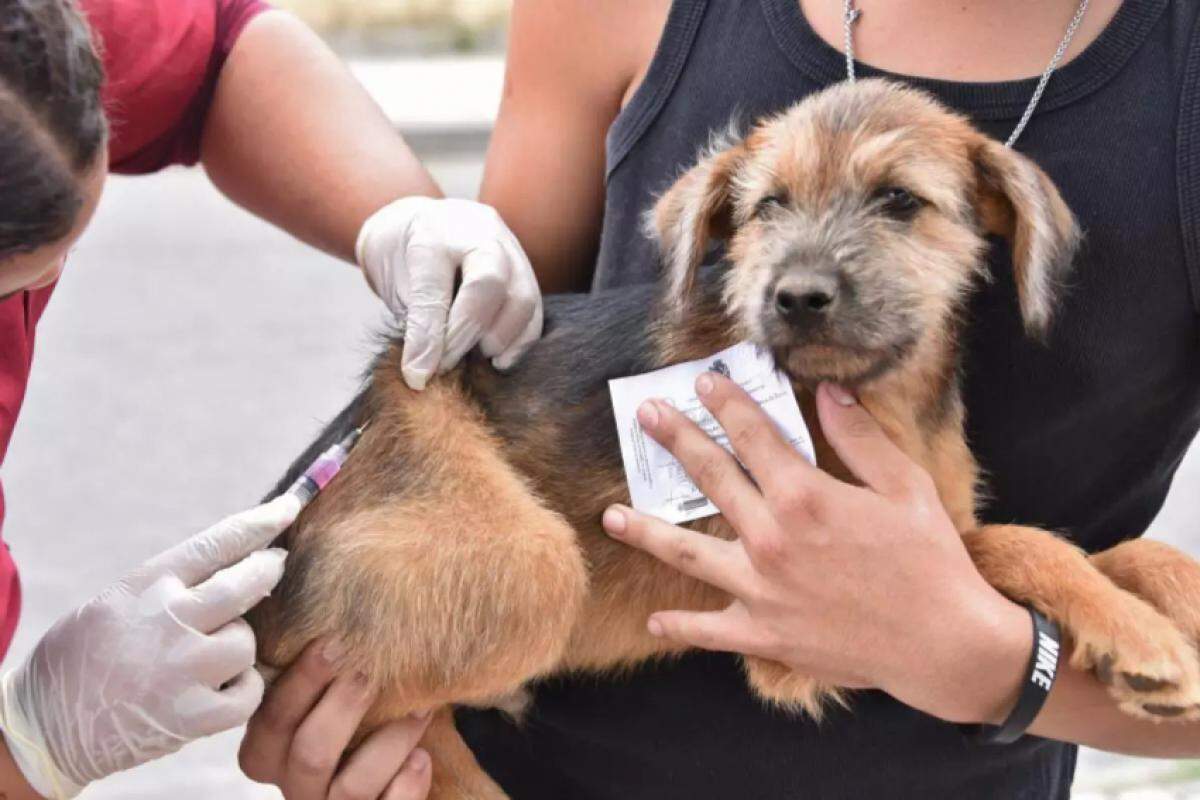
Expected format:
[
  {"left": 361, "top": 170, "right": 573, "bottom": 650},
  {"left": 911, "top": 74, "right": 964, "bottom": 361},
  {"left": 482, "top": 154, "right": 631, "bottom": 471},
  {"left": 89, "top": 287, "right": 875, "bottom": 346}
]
[{"left": 249, "top": 79, "right": 1200, "bottom": 799}]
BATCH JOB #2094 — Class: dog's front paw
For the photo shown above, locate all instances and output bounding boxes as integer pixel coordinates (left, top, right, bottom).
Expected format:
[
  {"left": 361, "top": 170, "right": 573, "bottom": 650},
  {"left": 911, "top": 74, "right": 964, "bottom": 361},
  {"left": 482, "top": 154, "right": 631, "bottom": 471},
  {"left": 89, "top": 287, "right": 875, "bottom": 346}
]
[
  {"left": 1067, "top": 593, "right": 1200, "bottom": 722},
  {"left": 1091, "top": 539, "right": 1200, "bottom": 663}
]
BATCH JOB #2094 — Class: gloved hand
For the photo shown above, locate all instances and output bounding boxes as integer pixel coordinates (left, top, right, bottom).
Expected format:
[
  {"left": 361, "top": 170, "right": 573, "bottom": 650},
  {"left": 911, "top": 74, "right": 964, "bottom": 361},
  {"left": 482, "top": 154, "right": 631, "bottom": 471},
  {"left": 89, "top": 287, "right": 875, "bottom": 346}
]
[
  {"left": 0, "top": 495, "right": 300, "bottom": 799},
  {"left": 356, "top": 196, "right": 543, "bottom": 391}
]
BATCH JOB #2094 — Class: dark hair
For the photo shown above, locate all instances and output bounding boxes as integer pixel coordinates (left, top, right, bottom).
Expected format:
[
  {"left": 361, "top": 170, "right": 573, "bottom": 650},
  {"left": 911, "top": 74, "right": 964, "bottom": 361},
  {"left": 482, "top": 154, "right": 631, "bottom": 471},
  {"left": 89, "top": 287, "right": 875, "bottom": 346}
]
[{"left": 0, "top": 0, "right": 106, "bottom": 258}]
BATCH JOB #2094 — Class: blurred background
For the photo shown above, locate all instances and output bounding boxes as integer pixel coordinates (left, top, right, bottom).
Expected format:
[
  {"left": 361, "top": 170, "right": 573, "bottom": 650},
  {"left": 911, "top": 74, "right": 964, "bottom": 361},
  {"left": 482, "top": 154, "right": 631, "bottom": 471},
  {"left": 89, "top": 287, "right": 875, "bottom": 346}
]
[
  {"left": 278, "top": 0, "right": 509, "bottom": 51},
  {"left": 4, "top": 1, "right": 1198, "bottom": 798}
]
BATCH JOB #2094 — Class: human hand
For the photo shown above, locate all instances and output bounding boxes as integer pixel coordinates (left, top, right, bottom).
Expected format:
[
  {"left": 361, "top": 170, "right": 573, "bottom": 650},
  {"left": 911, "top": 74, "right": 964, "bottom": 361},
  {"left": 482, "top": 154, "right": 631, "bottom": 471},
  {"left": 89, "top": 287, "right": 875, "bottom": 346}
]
[
  {"left": 239, "top": 640, "right": 432, "bottom": 800},
  {"left": 601, "top": 375, "right": 1029, "bottom": 724},
  {"left": 356, "top": 196, "right": 543, "bottom": 390},
  {"left": 0, "top": 496, "right": 301, "bottom": 799}
]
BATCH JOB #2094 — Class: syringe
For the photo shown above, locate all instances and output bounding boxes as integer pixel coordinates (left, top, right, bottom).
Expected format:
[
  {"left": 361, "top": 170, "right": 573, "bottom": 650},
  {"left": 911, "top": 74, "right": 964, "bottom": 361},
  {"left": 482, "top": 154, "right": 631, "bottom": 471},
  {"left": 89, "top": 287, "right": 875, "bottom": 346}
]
[{"left": 287, "top": 423, "right": 367, "bottom": 508}]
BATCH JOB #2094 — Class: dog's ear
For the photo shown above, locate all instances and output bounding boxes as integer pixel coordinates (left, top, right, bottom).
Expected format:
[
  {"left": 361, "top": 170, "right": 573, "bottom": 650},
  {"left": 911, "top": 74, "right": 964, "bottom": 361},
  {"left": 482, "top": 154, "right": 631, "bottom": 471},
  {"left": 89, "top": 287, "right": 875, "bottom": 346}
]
[
  {"left": 973, "top": 139, "right": 1081, "bottom": 338},
  {"left": 647, "top": 137, "right": 749, "bottom": 314}
]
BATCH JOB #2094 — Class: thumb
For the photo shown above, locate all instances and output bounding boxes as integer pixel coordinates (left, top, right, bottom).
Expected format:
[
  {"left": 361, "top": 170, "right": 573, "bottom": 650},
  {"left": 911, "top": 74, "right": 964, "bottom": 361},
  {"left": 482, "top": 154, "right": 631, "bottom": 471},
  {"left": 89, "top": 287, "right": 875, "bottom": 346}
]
[
  {"left": 816, "top": 383, "right": 924, "bottom": 498},
  {"left": 136, "top": 495, "right": 301, "bottom": 591},
  {"left": 399, "top": 243, "right": 456, "bottom": 391}
]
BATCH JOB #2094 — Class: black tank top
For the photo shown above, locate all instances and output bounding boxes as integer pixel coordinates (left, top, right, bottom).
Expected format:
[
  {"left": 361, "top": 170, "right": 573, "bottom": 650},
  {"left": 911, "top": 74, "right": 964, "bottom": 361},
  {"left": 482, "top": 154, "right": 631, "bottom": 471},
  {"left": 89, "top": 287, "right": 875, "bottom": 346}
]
[{"left": 458, "top": 2, "right": 1200, "bottom": 797}]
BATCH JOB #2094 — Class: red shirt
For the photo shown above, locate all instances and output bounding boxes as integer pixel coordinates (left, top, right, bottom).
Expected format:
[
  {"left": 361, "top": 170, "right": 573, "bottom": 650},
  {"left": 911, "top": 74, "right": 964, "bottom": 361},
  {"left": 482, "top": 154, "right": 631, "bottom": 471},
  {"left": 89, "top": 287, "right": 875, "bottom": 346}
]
[{"left": 0, "top": 0, "right": 270, "bottom": 660}]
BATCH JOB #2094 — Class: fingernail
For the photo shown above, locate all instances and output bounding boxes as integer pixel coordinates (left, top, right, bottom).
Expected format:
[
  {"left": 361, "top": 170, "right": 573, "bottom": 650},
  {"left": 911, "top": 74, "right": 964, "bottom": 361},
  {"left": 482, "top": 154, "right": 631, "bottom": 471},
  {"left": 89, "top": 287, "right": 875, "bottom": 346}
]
[
  {"left": 637, "top": 401, "right": 660, "bottom": 430},
  {"left": 322, "top": 638, "right": 348, "bottom": 666},
  {"left": 696, "top": 372, "right": 715, "bottom": 396},
  {"left": 826, "top": 384, "right": 857, "bottom": 407},
  {"left": 410, "top": 708, "right": 433, "bottom": 721},
  {"left": 403, "top": 367, "right": 430, "bottom": 391},
  {"left": 409, "top": 748, "right": 431, "bottom": 774},
  {"left": 602, "top": 506, "right": 627, "bottom": 536},
  {"left": 647, "top": 618, "right": 664, "bottom": 637}
]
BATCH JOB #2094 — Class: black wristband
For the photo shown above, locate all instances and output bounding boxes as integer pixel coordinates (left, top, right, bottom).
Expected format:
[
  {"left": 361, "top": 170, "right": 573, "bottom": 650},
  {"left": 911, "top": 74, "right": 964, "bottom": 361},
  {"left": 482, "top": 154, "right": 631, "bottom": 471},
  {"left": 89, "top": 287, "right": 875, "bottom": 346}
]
[{"left": 971, "top": 606, "right": 1061, "bottom": 745}]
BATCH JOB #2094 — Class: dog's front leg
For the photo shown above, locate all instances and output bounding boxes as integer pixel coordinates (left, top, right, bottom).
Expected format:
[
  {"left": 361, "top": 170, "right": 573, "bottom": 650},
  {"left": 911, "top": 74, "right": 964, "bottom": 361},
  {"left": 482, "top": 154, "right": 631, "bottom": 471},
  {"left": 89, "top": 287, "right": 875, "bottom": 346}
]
[
  {"left": 1091, "top": 538, "right": 1200, "bottom": 672},
  {"left": 964, "top": 525, "right": 1200, "bottom": 721}
]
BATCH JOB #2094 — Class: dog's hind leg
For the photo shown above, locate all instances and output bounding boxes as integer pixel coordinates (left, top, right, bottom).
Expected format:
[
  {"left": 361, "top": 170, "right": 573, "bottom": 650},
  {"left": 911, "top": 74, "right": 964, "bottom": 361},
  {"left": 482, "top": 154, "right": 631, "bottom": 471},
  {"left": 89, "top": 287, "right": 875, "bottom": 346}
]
[
  {"left": 251, "top": 376, "right": 589, "bottom": 754},
  {"left": 421, "top": 709, "right": 509, "bottom": 800},
  {"left": 964, "top": 525, "right": 1200, "bottom": 721}
]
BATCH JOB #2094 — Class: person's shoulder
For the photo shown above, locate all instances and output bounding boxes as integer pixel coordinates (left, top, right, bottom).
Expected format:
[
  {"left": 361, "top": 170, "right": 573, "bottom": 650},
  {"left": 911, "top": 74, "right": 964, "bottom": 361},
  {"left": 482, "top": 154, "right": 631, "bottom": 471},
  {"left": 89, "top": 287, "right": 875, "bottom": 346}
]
[
  {"left": 77, "top": 0, "right": 247, "bottom": 170},
  {"left": 79, "top": 0, "right": 218, "bottom": 112},
  {"left": 79, "top": 0, "right": 219, "bottom": 63}
]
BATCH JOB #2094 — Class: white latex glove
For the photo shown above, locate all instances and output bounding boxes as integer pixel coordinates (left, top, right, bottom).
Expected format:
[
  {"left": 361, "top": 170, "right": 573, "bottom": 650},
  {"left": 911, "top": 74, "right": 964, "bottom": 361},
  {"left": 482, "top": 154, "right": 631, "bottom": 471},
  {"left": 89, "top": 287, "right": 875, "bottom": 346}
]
[
  {"left": 0, "top": 495, "right": 300, "bottom": 799},
  {"left": 356, "top": 196, "right": 543, "bottom": 390}
]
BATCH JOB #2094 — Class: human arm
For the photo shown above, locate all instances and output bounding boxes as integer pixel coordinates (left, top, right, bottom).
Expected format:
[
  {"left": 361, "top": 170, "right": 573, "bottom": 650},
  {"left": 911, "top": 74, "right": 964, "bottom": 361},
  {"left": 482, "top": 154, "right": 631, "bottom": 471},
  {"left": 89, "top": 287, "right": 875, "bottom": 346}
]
[
  {"left": 0, "top": 496, "right": 300, "bottom": 798},
  {"left": 200, "top": 10, "right": 437, "bottom": 261},
  {"left": 239, "top": 640, "right": 431, "bottom": 800},
  {"left": 479, "top": 0, "right": 669, "bottom": 292},
  {"left": 201, "top": 11, "right": 539, "bottom": 388},
  {"left": 603, "top": 374, "right": 1200, "bottom": 757}
]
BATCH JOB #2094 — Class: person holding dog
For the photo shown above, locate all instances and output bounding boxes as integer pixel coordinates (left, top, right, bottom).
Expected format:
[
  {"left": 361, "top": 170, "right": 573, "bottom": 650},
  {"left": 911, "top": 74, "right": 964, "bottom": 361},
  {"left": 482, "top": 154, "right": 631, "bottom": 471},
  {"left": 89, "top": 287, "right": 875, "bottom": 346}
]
[
  {"left": 454, "top": 0, "right": 1200, "bottom": 797},
  {"left": 0, "top": 0, "right": 541, "bottom": 798}
]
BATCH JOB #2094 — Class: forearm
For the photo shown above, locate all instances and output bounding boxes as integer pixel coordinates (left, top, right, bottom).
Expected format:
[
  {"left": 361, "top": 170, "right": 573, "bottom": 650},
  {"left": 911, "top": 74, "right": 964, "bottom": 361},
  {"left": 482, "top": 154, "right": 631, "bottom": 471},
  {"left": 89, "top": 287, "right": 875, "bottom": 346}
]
[
  {"left": 0, "top": 735, "right": 42, "bottom": 800},
  {"left": 951, "top": 598, "right": 1200, "bottom": 757},
  {"left": 200, "top": 11, "right": 439, "bottom": 262},
  {"left": 1030, "top": 655, "right": 1200, "bottom": 757}
]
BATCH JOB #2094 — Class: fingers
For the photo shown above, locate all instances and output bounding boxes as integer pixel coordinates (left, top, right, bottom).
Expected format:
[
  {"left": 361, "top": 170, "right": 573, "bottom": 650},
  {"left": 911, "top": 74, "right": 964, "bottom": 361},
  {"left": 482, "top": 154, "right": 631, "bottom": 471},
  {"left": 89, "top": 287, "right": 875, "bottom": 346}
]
[
  {"left": 647, "top": 603, "right": 772, "bottom": 659},
  {"left": 136, "top": 495, "right": 300, "bottom": 592},
  {"left": 694, "top": 372, "right": 820, "bottom": 499},
  {"left": 635, "top": 399, "right": 771, "bottom": 534},
  {"left": 482, "top": 237, "right": 542, "bottom": 370},
  {"left": 191, "top": 617, "right": 259, "bottom": 688},
  {"left": 175, "top": 548, "right": 287, "bottom": 634},
  {"left": 184, "top": 665, "right": 266, "bottom": 738},
  {"left": 440, "top": 235, "right": 542, "bottom": 374},
  {"left": 241, "top": 639, "right": 432, "bottom": 800},
  {"left": 491, "top": 298, "right": 542, "bottom": 371},
  {"left": 438, "top": 242, "right": 511, "bottom": 372},
  {"left": 383, "top": 750, "right": 433, "bottom": 800},
  {"left": 282, "top": 670, "right": 377, "bottom": 798},
  {"left": 816, "top": 383, "right": 931, "bottom": 500},
  {"left": 602, "top": 505, "right": 757, "bottom": 598},
  {"left": 400, "top": 243, "right": 456, "bottom": 391},
  {"left": 240, "top": 639, "right": 340, "bottom": 786},
  {"left": 359, "top": 196, "right": 543, "bottom": 383},
  {"left": 330, "top": 714, "right": 433, "bottom": 800}
]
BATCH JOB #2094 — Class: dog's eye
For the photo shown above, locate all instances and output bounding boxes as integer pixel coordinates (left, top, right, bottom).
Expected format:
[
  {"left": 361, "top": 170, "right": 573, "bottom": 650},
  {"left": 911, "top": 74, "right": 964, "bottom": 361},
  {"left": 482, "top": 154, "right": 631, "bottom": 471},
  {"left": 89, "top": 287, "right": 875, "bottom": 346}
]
[
  {"left": 755, "top": 193, "right": 788, "bottom": 216},
  {"left": 874, "top": 187, "right": 923, "bottom": 221}
]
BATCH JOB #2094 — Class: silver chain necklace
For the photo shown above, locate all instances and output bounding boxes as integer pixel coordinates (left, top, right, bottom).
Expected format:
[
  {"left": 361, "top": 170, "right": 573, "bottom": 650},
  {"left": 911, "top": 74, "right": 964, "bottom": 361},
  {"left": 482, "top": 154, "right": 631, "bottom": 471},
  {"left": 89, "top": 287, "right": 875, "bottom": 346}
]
[{"left": 841, "top": 0, "right": 1090, "bottom": 147}]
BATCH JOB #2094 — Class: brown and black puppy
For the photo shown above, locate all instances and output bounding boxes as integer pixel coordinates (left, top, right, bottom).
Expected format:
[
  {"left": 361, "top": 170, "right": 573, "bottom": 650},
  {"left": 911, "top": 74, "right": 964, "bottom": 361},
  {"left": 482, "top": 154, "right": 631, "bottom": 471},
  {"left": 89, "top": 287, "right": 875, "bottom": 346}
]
[{"left": 249, "top": 80, "right": 1200, "bottom": 799}]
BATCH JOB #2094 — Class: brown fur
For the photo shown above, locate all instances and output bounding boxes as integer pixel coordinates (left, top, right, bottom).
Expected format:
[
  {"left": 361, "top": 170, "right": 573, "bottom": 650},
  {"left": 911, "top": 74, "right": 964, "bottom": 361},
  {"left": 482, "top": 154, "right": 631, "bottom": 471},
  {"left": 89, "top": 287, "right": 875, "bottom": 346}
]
[{"left": 249, "top": 81, "right": 1200, "bottom": 797}]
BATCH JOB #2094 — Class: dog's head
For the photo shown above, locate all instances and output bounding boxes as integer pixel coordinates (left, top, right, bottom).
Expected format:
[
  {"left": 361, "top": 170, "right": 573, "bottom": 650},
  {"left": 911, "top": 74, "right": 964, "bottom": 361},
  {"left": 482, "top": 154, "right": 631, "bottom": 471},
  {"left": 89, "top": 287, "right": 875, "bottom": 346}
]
[{"left": 648, "top": 79, "right": 1080, "bottom": 386}]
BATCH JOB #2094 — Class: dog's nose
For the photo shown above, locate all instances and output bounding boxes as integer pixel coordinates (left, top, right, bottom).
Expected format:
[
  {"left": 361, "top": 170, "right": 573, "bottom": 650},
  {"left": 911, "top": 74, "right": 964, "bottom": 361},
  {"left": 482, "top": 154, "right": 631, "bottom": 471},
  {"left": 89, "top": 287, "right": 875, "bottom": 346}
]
[{"left": 774, "top": 277, "right": 838, "bottom": 327}]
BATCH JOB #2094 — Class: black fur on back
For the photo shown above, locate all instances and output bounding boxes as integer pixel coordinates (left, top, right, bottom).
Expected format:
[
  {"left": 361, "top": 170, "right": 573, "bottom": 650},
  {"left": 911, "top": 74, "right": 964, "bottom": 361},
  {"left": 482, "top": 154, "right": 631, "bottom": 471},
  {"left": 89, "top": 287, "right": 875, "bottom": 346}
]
[
  {"left": 263, "top": 389, "right": 371, "bottom": 502},
  {"left": 262, "top": 278, "right": 713, "bottom": 505}
]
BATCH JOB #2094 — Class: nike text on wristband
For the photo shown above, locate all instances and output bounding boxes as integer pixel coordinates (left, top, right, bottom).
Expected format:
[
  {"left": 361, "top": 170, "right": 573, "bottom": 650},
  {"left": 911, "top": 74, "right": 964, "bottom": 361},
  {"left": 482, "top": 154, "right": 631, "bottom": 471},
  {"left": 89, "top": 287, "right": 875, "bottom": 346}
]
[{"left": 971, "top": 605, "right": 1061, "bottom": 745}]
